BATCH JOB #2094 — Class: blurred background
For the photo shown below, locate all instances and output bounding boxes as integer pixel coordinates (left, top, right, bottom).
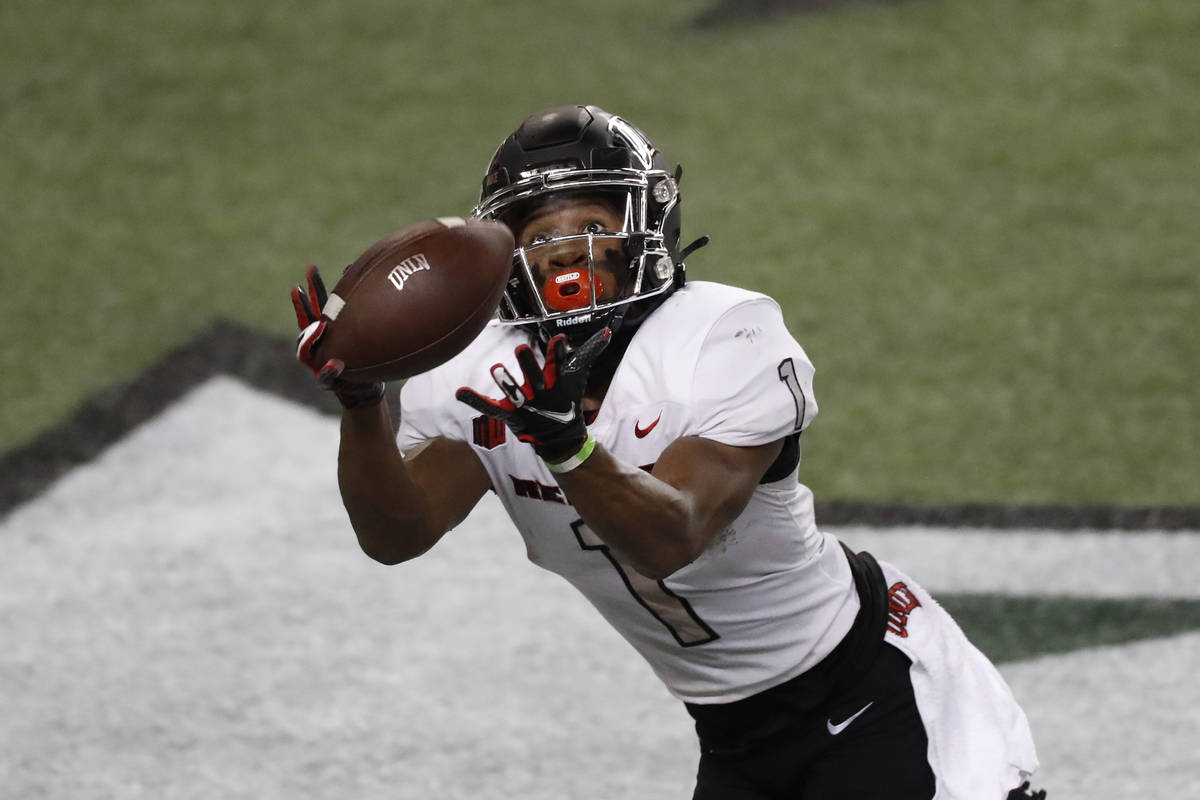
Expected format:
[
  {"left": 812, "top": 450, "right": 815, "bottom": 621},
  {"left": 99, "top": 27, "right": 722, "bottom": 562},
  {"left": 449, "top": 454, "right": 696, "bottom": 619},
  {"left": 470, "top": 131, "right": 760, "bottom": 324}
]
[{"left": 2, "top": 0, "right": 1197, "bottom": 508}]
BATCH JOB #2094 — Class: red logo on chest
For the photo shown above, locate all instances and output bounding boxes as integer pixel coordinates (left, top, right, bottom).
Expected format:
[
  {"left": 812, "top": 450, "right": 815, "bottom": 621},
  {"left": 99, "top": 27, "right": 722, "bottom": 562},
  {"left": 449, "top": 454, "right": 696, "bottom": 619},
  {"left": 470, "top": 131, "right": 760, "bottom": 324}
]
[{"left": 472, "top": 415, "right": 506, "bottom": 449}]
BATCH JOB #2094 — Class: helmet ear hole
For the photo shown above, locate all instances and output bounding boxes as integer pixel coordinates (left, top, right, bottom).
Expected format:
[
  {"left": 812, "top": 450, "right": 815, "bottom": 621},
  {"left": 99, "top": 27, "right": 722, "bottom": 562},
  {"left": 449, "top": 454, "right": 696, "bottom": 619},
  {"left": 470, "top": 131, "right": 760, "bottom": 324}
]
[
  {"left": 653, "top": 256, "right": 673, "bottom": 282},
  {"left": 652, "top": 176, "right": 678, "bottom": 205}
]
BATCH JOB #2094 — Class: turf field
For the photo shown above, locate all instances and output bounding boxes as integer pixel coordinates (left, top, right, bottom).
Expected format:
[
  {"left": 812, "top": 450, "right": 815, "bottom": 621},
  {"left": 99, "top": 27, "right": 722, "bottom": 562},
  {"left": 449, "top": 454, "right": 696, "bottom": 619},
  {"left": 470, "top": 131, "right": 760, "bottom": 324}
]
[
  {"left": 3, "top": 379, "right": 1197, "bottom": 798},
  {"left": 4, "top": 4, "right": 1198, "bottom": 794},
  {"left": 3, "top": 0, "right": 1197, "bottom": 508}
]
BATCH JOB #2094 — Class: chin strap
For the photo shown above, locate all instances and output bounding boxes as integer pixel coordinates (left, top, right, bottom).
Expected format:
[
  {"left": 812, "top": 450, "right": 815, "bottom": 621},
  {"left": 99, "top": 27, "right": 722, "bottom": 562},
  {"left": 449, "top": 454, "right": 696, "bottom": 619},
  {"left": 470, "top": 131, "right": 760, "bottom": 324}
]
[
  {"left": 606, "top": 301, "right": 631, "bottom": 337},
  {"left": 679, "top": 235, "right": 710, "bottom": 263},
  {"left": 672, "top": 163, "right": 711, "bottom": 266}
]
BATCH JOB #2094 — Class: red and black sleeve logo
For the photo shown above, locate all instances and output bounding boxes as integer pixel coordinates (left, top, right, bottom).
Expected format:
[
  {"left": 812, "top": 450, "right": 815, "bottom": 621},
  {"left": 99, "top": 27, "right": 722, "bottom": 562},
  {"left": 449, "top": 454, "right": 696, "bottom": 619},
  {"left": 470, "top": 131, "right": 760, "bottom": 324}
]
[
  {"left": 472, "top": 415, "right": 507, "bottom": 450},
  {"left": 886, "top": 581, "right": 921, "bottom": 638}
]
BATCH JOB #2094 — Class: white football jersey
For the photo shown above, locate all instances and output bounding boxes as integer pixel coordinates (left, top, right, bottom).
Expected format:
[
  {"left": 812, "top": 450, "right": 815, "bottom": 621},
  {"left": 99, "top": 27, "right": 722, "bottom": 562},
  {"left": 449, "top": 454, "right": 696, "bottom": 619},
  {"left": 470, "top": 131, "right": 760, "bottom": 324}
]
[{"left": 397, "top": 281, "right": 860, "bottom": 703}]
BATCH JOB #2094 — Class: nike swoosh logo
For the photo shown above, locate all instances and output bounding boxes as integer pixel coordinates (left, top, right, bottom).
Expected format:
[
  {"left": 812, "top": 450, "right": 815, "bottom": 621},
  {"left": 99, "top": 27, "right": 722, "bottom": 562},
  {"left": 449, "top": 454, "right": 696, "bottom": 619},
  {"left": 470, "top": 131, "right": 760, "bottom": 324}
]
[
  {"left": 826, "top": 701, "right": 873, "bottom": 736},
  {"left": 530, "top": 406, "right": 577, "bottom": 424},
  {"left": 634, "top": 413, "right": 662, "bottom": 438}
]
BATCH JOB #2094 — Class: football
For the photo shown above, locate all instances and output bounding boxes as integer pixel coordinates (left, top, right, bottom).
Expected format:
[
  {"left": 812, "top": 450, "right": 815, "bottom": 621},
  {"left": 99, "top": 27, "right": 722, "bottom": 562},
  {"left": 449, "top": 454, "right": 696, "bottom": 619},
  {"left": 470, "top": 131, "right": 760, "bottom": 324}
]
[{"left": 315, "top": 217, "right": 514, "bottom": 382}]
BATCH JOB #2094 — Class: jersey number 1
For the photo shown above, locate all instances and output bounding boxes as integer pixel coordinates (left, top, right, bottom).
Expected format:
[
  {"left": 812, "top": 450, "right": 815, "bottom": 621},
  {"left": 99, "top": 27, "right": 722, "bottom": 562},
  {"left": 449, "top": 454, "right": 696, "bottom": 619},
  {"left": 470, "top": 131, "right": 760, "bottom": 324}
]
[
  {"left": 570, "top": 519, "right": 719, "bottom": 647},
  {"left": 778, "top": 357, "right": 807, "bottom": 433}
]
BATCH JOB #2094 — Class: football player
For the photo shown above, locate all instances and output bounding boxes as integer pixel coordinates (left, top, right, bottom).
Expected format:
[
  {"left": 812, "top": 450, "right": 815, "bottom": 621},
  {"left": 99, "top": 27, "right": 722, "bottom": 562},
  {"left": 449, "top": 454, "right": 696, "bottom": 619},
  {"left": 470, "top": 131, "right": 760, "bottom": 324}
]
[{"left": 292, "top": 105, "right": 1044, "bottom": 799}]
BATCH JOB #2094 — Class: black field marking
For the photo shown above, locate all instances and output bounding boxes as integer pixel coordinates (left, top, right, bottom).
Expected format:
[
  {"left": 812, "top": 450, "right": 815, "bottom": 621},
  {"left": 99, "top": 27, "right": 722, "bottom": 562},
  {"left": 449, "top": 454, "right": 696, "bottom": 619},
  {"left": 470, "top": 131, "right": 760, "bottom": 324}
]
[
  {"left": 0, "top": 321, "right": 333, "bottom": 517},
  {"left": 694, "top": 0, "right": 910, "bottom": 28},
  {"left": 938, "top": 594, "right": 1200, "bottom": 664},
  {"left": 816, "top": 500, "right": 1200, "bottom": 532},
  {"left": 2, "top": 320, "right": 1199, "bottom": 530}
]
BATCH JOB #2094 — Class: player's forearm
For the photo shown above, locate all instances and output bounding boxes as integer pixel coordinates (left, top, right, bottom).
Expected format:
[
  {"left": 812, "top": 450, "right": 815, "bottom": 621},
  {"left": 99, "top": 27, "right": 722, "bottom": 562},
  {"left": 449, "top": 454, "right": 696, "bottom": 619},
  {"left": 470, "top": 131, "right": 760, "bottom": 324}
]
[
  {"left": 554, "top": 444, "right": 707, "bottom": 580},
  {"left": 336, "top": 401, "right": 441, "bottom": 564}
]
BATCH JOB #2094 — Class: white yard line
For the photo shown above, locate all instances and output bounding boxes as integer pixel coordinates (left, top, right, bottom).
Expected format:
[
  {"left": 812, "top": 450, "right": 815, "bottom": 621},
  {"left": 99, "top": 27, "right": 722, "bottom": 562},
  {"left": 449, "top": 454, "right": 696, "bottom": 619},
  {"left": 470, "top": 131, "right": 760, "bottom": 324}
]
[{"left": 833, "top": 525, "right": 1200, "bottom": 599}]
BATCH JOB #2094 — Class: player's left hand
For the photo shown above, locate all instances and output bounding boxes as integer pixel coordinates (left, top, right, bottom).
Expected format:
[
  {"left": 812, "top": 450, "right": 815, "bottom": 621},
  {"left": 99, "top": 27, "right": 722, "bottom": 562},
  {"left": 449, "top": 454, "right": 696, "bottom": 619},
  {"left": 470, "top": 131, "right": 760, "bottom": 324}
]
[
  {"left": 455, "top": 329, "right": 610, "bottom": 464},
  {"left": 291, "top": 265, "right": 386, "bottom": 409}
]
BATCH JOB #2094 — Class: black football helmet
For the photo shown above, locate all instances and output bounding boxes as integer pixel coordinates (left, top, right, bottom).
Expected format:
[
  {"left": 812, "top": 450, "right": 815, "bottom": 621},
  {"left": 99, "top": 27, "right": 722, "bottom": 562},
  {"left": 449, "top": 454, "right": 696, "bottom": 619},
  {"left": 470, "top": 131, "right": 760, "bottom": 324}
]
[{"left": 473, "top": 104, "right": 707, "bottom": 346}]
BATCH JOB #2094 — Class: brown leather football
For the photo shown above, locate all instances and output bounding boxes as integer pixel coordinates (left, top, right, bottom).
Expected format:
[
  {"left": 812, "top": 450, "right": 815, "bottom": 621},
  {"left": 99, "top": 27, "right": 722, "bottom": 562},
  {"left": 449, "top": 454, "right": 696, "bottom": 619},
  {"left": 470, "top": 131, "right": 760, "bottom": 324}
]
[{"left": 315, "top": 217, "right": 513, "bottom": 381}]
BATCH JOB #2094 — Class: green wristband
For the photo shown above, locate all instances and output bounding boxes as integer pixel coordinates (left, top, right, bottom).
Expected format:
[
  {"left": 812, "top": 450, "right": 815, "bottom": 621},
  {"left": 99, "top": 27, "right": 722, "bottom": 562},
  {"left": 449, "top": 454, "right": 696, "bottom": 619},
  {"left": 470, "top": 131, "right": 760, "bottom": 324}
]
[{"left": 545, "top": 432, "right": 597, "bottom": 474}]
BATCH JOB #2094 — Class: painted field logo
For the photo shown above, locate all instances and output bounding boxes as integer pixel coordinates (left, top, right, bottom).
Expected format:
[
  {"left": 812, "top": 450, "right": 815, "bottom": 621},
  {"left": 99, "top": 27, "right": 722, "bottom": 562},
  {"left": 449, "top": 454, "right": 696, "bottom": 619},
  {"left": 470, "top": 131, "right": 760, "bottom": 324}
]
[{"left": 387, "top": 253, "right": 431, "bottom": 291}]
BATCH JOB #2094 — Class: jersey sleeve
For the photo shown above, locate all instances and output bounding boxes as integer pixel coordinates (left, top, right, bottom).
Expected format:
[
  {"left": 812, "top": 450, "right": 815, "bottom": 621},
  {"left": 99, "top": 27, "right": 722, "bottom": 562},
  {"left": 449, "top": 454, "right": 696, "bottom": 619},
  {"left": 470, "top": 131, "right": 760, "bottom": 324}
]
[
  {"left": 689, "top": 297, "right": 818, "bottom": 447},
  {"left": 395, "top": 375, "right": 454, "bottom": 455}
]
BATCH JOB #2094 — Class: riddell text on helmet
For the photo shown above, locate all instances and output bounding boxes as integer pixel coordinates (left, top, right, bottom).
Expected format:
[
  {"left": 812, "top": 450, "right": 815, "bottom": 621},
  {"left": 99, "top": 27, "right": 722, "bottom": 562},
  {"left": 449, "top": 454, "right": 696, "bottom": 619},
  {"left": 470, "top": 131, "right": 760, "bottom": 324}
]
[{"left": 556, "top": 313, "right": 594, "bottom": 327}]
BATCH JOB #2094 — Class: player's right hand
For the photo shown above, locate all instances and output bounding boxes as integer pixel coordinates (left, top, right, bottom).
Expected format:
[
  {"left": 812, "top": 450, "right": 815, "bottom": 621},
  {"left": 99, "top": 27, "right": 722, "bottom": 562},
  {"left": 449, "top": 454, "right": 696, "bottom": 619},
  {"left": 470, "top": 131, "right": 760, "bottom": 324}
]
[
  {"left": 455, "top": 328, "right": 610, "bottom": 464},
  {"left": 291, "top": 264, "right": 385, "bottom": 409}
]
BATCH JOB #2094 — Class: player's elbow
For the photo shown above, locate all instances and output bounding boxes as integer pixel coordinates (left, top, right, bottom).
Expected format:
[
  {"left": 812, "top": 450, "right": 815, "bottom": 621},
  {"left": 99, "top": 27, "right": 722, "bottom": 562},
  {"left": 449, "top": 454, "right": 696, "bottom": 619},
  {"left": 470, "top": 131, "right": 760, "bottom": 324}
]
[
  {"left": 357, "top": 536, "right": 431, "bottom": 566},
  {"left": 353, "top": 519, "right": 439, "bottom": 565},
  {"left": 631, "top": 517, "right": 727, "bottom": 580},
  {"left": 632, "top": 561, "right": 682, "bottom": 582},
  {"left": 628, "top": 540, "right": 705, "bottom": 582},
  {"left": 364, "top": 551, "right": 413, "bottom": 565}
]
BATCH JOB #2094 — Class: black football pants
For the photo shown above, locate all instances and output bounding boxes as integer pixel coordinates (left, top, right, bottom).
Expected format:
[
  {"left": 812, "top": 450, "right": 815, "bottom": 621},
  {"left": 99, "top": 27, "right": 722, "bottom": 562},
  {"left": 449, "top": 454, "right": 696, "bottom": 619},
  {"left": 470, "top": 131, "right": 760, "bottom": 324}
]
[{"left": 689, "top": 643, "right": 936, "bottom": 799}]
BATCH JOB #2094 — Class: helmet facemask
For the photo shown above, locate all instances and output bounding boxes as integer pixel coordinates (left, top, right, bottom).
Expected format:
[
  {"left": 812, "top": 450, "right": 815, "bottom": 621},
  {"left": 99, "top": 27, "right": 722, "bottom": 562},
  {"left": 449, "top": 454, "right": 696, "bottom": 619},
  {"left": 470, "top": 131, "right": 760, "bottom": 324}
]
[
  {"left": 476, "top": 175, "right": 679, "bottom": 346},
  {"left": 473, "top": 106, "right": 698, "bottom": 347}
]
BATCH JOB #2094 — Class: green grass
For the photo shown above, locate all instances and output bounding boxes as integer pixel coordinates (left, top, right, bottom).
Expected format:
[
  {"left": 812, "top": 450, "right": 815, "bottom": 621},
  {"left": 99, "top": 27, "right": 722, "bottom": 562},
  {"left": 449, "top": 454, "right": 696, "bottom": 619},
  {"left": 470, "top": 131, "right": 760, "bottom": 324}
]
[
  {"left": 2, "top": 0, "right": 1197, "bottom": 506},
  {"left": 940, "top": 594, "right": 1200, "bottom": 663}
]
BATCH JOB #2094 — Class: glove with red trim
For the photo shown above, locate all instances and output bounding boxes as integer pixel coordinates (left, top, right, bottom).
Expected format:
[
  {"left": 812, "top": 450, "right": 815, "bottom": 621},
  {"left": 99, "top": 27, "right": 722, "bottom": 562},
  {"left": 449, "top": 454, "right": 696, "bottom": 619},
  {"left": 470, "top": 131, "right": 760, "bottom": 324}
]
[
  {"left": 455, "top": 329, "right": 610, "bottom": 463},
  {"left": 290, "top": 265, "right": 385, "bottom": 409}
]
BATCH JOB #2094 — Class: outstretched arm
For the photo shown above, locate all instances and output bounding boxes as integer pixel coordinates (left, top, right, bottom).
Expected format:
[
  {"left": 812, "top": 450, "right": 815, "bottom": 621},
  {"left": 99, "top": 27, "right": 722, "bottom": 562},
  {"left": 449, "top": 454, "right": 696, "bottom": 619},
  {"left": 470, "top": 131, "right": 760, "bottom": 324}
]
[
  {"left": 292, "top": 265, "right": 491, "bottom": 564},
  {"left": 337, "top": 400, "right": 491, "bottom": 564}
]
